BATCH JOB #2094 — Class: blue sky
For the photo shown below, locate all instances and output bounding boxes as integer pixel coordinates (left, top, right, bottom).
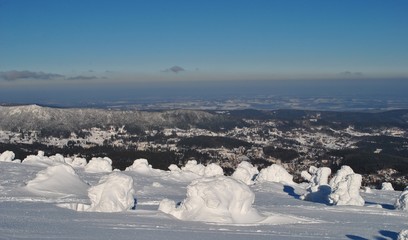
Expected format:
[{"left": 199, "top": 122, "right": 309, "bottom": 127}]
[{"left": 0, "top": 0, "right": 407, "bottom": 86}]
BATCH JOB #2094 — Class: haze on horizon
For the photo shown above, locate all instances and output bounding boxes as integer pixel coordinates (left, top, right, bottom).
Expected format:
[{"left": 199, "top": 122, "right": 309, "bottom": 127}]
[{"left": 0, "top": 0, "right": 407, "bottom": 105}]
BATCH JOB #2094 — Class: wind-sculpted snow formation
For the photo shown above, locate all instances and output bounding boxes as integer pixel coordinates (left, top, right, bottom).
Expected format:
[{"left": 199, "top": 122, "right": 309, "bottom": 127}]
[
  {"left": 328, "top": 165, "right": 364, "bottom": 206},
  {"left": 395, "top": 187, "right": 408, "bottom": 211},
  {"left": 26, "top": 164, "right": 89, "bottom": 197},
  {"left": 231, "top": 161, "right": 259, "bottom": 185},
  {"left": 256, "top": 164, "right": 294, "bottom": 185},
  {"left": 300, "top": 166, "right": 332, "bottom": 203},
  {"left": 159, "top": 176, "right": 265, "bottom": 223}
]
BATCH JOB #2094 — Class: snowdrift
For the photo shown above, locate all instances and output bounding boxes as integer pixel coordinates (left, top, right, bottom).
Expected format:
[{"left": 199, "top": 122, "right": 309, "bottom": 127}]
[
  {"left": 256, "top": 164, "right": 294, "bottom": 185},
  {"left": 159, "top": 176, "right": 265, "bottom": 224},
  {"left": 26, "top": 164, "right": 89, "bottom": 198}
]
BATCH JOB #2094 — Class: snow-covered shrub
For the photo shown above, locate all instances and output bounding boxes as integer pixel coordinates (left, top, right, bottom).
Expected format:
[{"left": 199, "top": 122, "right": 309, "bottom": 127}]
[
  {"left": 329, "top": 165, "right": 353, "bottom": 188},
  {"left": 86, "top": 172, "right": 135, "bottom": 212},
  {"left": 0, "top": 150, "right": 15, "bottom": 162},
  {"left": 256, "top": 164, "right": 294, "bottom": 185},
  {"left": 125, "top": 158, "right": 162, "bottom": 176},
  {"left": 159, "top": 176, "right": 265, "bottom": 223},
  {"left": 84, "top": 157, "right": 112, "bottom": 173},
  {"left": 231, "top": 161, "right": 259, "bottom": 185},
  {"left": 399, "top": 230, "right": 408, "bottom": 240},
  {"left": 181, "top": 160, "right": 206, "bottom": 176},
  {"left": 300, "top": 166, "right": 332, "bottom": 204},
  {"left": 22, "top": 151, "right": 65, "bottom": 167},
  {"left": 26, "top": 164, "right": 89, "bottom": 197},
  {"left": 203, "top": 163, "right": 224, "bottom": 177},
  {"left": 70, "top": 157, "right": 87, "bottom": 168},
  {"left": 395, "top": 187, "right": 408, "bottom": 211},
  {"left": 381, "top": 182, "right": 394, "bottom": 191},
  {"left": 329, "top": 169, "right": 364, "bottom": 206}
]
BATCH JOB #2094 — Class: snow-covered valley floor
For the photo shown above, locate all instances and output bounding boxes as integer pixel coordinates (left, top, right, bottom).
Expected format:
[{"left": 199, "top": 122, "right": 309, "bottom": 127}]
[{"left": 0, "top": 160, "right": 407, "bottom": 240}]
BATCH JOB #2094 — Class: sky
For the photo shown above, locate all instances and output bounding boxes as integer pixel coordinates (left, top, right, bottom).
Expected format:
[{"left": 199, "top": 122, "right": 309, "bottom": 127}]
[{"left": 0, "top": 0, "right": 407, "bottom": 104}]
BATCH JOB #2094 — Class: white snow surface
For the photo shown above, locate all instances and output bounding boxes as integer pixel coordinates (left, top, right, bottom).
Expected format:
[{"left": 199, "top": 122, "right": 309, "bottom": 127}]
[
  {"left": 0, "top": 156, "right": 407, "bottom": 240},
  {"left": 395, "top": 187, "right": 408, "bottom": 211},
  {"left": 256, "top": 164, "right": 294, "bottom": 185},
  {"left": 231, "top": 161, "right": 259, "bottom": 185}
]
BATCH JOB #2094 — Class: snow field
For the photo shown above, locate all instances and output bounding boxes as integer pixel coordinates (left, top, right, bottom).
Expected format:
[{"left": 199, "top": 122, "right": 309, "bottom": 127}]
[{"left": 0, "top": 150, "right": 407, "bottom": 239}]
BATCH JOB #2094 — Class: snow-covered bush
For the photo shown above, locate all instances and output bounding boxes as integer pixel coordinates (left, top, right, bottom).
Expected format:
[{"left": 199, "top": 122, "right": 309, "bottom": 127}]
[
  {"left": 256, "top": 164, "right": 294, "bottom": 185},
  {"left": 0, "top": 150, "right": 15, "bottom": 162},
  {"left": 26, "top": 164, "right": 89, "bottom": 197},
  {"left": 84, "top": 157, "right": 112, "bottom": 173},
  {"left": 22, "top": 151, "right": 64, "bottom": 167},
  {"left": 399, "top": 230, "right": 408, "bottom": 240},
  {"left": 381, "top": 182, "right": 394, "bottom": 191},
  {"left": 159, "top": 176, "right": 265, "bottom": 223},
  {"left": 86, "top": 172, "right": 135, "bottom": 212},
  {"left": 329, "top": 172, "right": 364, "bottom": 206},
  {"left": 395, "top": 187, "right": 408, "bottom": 211},
  {"left": 300, "top": 166, "right": 332, "bottom": 204},
  {"left": 125, "top": 158, "right": 162, "bottom": 176},
  {"left": 231, "top": 161, "right": 259, "bottom": 185},
  {"left": 203, "top": 163, "right": 224, "bottom": 177},
  {"left": 70, "top": 157, "right": 88, "bottom": 168},
  {"left": 329, "top": 165, "right": 353, "bottom": 188},
  {"left": 181, "top": 160, "right": 206, "bottom": 176}
]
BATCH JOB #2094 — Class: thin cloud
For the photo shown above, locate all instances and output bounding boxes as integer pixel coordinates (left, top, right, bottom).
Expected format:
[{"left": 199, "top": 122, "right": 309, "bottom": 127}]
[
  {"left": 0, "top": 70, "right": 64, "bottom": 81},
  {"left": 67, "top": 75, "right": 99, "bottom": 81},
  {"left": 162, "top": 65, "right": 185, "bottom": 73},
  {"left": 339, "top": 71, "right": 363, "bottom": 77}
]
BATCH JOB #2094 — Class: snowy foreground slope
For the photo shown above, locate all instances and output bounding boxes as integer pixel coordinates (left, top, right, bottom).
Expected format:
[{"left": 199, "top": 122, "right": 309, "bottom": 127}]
[{"left": 0, "top": 160, "right": 407, "bottom": 240}]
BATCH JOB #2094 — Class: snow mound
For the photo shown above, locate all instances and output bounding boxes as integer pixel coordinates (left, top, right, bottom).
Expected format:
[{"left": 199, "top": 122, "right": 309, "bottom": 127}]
[
  {"left": 181, "top": 160, "right": 206, "bottom": 176},
  {"left": 125, "top": 158, "right": 163, "bottom": 175},
  {"left": 22, "top": 151, "right": 66, "bottom": 167},
  {"left": 300, "top": 166, "right": 332, "bottom": 204},
  {"left": 329, "top": 171, "right": 364, "bottom": 206},
  {"left": 0, "top": 150, "right": 15, "bottom": 162},
  {"left": 86, "top": 172, "right": 136, "bottom": 212},
  {"left": 84, "top": 157, "right": 112, "bottom": 173},
  {"left": 395, "top": 187, "right": 408, "bottom": 211},
  {"left": 399, "top": 230, "right": 408, "bottom": 240},
  {"left": 381, "top": 182, "right": 394, "bottom": 191},
  {"left": 231, "top": 161, "right": 259, "bottom": 185},
  {"left": 70, "top": 157, "right": 88, "bottom": 168},
  {"left": 26, "top": 164, "right": 88, "bottom": 197},
  {"left": 256, "top": 164, "right": 294, "bottom": 185},
  {"left": 159, "top": 176, "right": 265, "bottom": 224},
  {"left": 203, "top": 163, "right": 224, "bottom": 177}
]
